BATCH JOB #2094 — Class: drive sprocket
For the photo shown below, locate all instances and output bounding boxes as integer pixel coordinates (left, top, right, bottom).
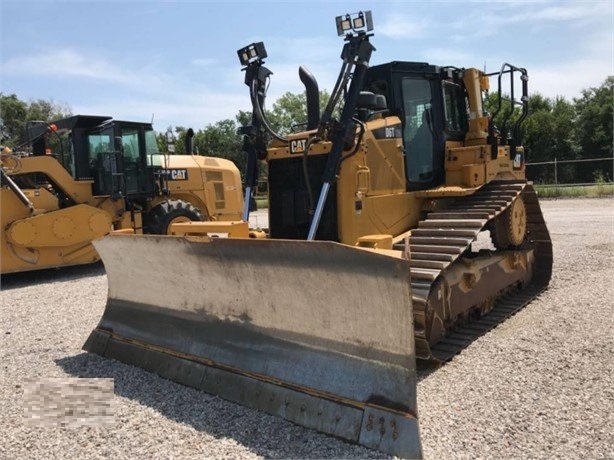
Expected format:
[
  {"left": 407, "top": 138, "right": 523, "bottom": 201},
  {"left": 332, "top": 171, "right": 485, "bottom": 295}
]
[{"left": 491, "top": 196, "right": 527, "bottom": 249}]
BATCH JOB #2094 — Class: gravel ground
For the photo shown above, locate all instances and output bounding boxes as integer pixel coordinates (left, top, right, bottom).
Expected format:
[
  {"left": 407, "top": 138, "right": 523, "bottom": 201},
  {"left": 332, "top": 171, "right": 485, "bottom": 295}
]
[{"left": 1, "top": 198, "right": 612, "bottom": 459}]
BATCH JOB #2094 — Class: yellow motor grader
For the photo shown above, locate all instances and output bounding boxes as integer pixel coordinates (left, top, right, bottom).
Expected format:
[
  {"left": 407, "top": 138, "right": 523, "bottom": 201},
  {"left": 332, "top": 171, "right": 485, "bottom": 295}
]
[
  {"left": 84, "top": 11, "right": 552, "bottom": 458},
  {"left": 1, "top": 115, "right": 242, "bottom": 274}
]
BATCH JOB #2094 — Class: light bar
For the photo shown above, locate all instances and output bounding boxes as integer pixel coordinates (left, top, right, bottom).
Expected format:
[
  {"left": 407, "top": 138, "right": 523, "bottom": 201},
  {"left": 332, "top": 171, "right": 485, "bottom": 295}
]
[
  {"left": 335, "top": 10, "right": 373, "bottom": 36},
  {"left": 237, "top": 42, "right": 267, "bottom": 66}
]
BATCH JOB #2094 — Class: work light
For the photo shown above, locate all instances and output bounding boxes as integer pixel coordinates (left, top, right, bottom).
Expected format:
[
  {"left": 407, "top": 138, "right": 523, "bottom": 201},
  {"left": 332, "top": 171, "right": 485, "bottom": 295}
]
[
  {"left": 335, "top": 10, "right": 373, "bottom": 36},
  {"left": 237, "top": 42, "right": 267, "bottom": 66}
]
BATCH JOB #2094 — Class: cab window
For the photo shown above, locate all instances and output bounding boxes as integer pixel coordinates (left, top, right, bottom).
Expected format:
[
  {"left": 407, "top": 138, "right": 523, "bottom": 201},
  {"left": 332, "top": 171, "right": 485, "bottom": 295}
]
[
  {"left": 402, "top": 77, "right": 434, "bottom": 183},
  {"left": 443, "top": 81, "right": 466, "bottom": 133},
  {"left": 144, "top": 130, "right": 160, "bottom": 155},
  {"left": 88, "top": 130, "right": 113, "bottom": 166},
  {"left": 121, "top": 128, "right": 140, "bottom": 161}
]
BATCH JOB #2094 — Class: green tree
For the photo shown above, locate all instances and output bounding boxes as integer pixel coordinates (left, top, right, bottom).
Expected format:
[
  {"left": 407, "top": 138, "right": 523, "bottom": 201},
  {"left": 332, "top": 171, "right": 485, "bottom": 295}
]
[
  {"left": 232, "top": 90, "right": 331, "bottom": 183},
  {"left": 266, "top": 90, "right": 331, "bottom": 135},
  {"left": 195, "top": 119, "right": 243, "bottom": 163},
  {"left": 573, "top": 76, "right": 613, "bottom": 181},
  {"left": 523, "top": 95, "right": 578, "bottom": 183},
  {"left": 236, "top": 110, "right": 251, "bottom": 127},
  {"left": 0, "top": 93, "right": 72, "bottom": 148},
  {"left": 483, "top": 91, "right": 522, "bottom": 140},
  {"left": 524, "top": 95, "right": 577, "bottom": 159},
  {"left": 485, "top": 90, "right": 584, "bottom": 183},
  {"left": 155, "top": 126, "right": 190, "bottom": 154},
  {"left": 171, "top": 126, "right": 188, "bottom": 154},
  {"left": 27, "top": 99, "right": 71, "bottom": 124},
  {"left": 0, "top": 93, "right": 28, "bottom": 146}
]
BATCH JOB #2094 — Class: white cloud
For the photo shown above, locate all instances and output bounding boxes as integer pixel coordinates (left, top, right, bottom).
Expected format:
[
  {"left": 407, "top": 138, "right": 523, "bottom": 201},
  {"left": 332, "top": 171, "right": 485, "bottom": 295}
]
[
  {"left": 0, "top": 47, "right": 251, "bottom": 128},
  {"left": 449, "top": 1, "right": 611, "bottom": 37},
  {"left": 74, "top": 89, "right": 248, "bottom": 131},
  {"left": 525, "top": 2, "right": 609, "bottom": 22},
  {"left": 1, "top": 49, "right": 173, "bottom": 91},
  {"left": 191, "top": 57, "right": 218, "bottom": 67},
  {"left": 419, "top": 47, "right": 473, "bottom": 66},
  {"left": 378, "top": 14, "right": 428, "bottom": 40},
  {"left": 492, "top": 26, "right": 613, "bottom": 99},
  {"left": 3, "top": 1, "right": 610, "bottom": 131},
  {"left": 528, "top": 57, "right": 612, "bottom": 100}
]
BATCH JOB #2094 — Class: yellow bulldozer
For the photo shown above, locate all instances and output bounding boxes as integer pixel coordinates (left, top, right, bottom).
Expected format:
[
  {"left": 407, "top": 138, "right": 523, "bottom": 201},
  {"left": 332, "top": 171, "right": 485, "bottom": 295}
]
[
  {"left": 1, "top": 115, "right": 242, "bottom": 274},
  {"left": 84, "top": 11, "right": 552, "bottom": 458}
]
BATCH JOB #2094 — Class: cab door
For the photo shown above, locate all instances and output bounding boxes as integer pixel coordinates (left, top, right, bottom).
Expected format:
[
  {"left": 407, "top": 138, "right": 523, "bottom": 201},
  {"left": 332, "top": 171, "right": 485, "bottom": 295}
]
[
  {"left": 87, "top": 126, "right": 123, "bottom": 197},
  {"left": 118, "top": 124, "right": 155, "bottom": 198},
  {"left": 399, "top": 76, "right": 446, "bottom": 190}
]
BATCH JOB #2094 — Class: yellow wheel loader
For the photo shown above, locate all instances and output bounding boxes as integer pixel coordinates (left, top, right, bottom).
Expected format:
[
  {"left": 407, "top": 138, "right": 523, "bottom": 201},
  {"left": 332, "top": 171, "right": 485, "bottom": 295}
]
[
  {"left": 84, "top": 11, "right": 552, "bottom": 458},
  {"left": 1, "top": 116, "right": 242, "bottom": 274}
]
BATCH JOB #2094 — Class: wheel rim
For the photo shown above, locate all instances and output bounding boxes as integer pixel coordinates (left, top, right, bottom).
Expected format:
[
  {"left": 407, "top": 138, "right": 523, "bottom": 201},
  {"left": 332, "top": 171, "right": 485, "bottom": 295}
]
[{"left": 166, "top": 216, "right": 192, "bottom": 234}]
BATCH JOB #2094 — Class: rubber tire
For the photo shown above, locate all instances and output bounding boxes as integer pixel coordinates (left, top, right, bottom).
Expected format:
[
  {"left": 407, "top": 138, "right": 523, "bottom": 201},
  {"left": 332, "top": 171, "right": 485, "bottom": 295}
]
[{"left": 145, "top": 199, "right": 205, "bottom": 235}]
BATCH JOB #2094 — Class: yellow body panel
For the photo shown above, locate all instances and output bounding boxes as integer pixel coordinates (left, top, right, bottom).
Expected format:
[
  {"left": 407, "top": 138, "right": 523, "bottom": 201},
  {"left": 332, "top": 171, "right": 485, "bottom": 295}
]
[
  {"left": 23, "top": 187, "right": 60, "bottom": 212},
  {"left": 1, "top": 151, "right": 243, "bottom": 274},
  {"left": 445, "top": 143, "right": 524, "bottom": 187},
  {"left": 271, "top": 113, "right": 527, "bottom": 248},
  {"left": 4, "top": 155, "right": 102, "bottom": 206},
  {"left": 6, "top": 204, "right": 112, "bottom": 247},
  {"left": 168, "top": 220, "right": 249, "bottom": 238},
  {"left": 1, "top": 188, "right": 102, "bottom": 273},
  {"left": 335, "top": 117, "right": 423, "bottom": 244},
  {"left": 149, "top": 154, "right": 243, "bottom": 221}
]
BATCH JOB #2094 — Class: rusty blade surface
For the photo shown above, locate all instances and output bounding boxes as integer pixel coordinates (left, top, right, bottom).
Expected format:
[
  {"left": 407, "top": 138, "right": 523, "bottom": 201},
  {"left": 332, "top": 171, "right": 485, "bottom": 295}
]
[{"left": 85, "top": 234, "right": 422, "bottom": 458}]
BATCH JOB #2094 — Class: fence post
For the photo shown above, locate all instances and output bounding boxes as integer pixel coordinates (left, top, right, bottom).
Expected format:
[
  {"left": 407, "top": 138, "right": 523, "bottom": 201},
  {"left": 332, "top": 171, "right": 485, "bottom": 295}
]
[{"left": 554, "top": 157, "right": 558, "bottom": 186}]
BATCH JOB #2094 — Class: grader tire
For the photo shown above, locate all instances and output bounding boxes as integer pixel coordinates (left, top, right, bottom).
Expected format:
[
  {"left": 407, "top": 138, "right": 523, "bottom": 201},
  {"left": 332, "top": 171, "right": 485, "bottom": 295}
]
[{"left": 146, "top": 199, "right": 205, "bottom": 235}]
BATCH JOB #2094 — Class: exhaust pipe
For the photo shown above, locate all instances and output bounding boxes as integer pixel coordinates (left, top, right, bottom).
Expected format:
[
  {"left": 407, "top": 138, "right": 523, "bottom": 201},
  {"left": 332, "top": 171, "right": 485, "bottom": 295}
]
[
  {"left": 299, "top": 66, "right": 320, "bottom": 130},
  {"left": 186, "top": 128, "right": 195, "bottom": 154}
]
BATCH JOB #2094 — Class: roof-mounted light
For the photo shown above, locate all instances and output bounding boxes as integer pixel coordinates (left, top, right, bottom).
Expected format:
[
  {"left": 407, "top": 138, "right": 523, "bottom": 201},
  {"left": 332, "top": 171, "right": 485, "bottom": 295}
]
[
  {"left": 237, "top": 42, "right": 267, "bottom": 66},
  {"left": 335, "top": 10, "right": 373, "bottom": 36}
]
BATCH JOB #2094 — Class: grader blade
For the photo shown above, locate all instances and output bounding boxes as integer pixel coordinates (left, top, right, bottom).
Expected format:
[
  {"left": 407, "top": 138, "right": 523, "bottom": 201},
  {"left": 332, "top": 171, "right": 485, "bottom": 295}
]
[{"left": 84, "top": 234, "right": 422, "bottom": 458}]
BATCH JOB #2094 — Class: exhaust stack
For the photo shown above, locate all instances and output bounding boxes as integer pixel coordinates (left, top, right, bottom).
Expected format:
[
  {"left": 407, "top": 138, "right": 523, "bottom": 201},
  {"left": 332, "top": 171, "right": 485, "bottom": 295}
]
[
  {"left": 299, "top": 66, "right": 320, "bottom": 130},
  {"left": 185, "top": 128, "right": 195, "bottom": 154}
]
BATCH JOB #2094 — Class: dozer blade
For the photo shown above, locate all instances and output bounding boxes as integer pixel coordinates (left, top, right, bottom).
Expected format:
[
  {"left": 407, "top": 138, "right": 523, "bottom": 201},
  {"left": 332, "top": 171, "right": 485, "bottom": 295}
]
[{"left": 84, "top": 234, "right": 422, "bottom": 458}]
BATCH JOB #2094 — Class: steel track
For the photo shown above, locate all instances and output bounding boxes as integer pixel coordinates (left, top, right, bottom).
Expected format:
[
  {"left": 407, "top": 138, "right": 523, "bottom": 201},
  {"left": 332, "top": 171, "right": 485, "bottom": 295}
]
[{"left": 402, "top": 180, "right": 553, "bottom": 362}]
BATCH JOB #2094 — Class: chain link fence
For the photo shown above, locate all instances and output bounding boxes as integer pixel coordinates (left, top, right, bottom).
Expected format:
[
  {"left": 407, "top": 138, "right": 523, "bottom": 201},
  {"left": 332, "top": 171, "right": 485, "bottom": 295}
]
[{"left": 526, "top": 157, "right": 614, "bottom": 186}]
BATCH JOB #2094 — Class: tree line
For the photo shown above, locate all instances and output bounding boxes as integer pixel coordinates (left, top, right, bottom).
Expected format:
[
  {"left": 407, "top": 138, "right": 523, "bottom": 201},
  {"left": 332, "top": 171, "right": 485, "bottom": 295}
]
[
  {"left": 1, "top": 75, "right": 612, "bottom": 184},
  {"left": 486, "top": 77, "right": 613, "bottom": 183}
]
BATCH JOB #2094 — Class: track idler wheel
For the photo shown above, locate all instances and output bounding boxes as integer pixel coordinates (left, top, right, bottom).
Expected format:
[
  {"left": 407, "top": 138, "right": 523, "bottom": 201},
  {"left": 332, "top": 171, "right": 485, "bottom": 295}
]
[{"left": 491, "top": 196, "right": 527, "bottom": 249}]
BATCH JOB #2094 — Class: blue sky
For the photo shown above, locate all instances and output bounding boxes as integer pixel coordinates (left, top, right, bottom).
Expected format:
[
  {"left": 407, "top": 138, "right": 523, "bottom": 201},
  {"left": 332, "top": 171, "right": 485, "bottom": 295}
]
[{"left": 1, "top": 1, "right": 612, "bottom": 131}]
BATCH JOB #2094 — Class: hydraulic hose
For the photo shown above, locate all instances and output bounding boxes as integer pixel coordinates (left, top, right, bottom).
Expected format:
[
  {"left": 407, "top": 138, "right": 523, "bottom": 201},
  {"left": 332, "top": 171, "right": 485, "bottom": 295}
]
[{"left": 250, "top": 79, "right": 288, "bottom": 143}]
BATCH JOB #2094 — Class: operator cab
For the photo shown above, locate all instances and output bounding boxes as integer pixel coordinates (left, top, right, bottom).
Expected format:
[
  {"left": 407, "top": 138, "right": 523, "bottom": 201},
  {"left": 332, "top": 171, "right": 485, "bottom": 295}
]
[
  {"left": 84, "top": 118, "right": 159, "bottom": 197},
  {"left": 364, "top": 62, "right": 468, "bottom": 191},
  {"left": 29, "top": 115, "right": 160, "bottom": 199}
]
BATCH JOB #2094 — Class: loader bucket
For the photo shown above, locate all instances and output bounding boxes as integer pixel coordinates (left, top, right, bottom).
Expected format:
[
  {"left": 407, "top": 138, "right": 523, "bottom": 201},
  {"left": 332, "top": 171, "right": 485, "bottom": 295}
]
[{"left": 84, "top": 234, "right": 421, "bottom": 458}]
